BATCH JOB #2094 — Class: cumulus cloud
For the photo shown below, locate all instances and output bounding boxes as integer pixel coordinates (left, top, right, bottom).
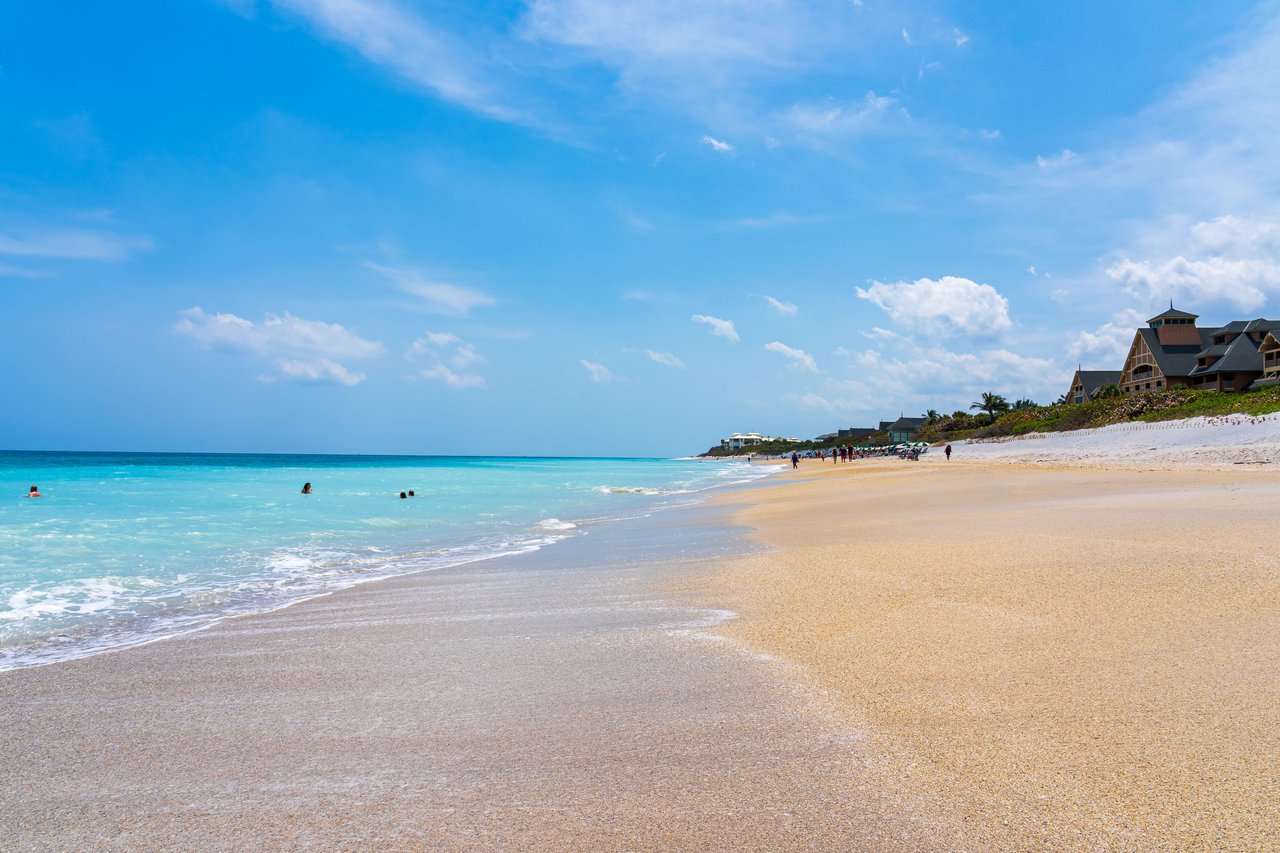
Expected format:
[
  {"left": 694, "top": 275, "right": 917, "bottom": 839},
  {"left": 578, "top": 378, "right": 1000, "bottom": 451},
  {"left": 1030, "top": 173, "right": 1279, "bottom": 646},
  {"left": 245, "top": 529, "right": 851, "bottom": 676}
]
[
  {"left": 701, "top": 134, "right": 733, "bottom": 153},
  {"left": 1067, "top": 309, "right": 1145, "bottom": 365},
  {"left": 407, "top": 331, "right": 485, "bottom": 388},
  {"left": 856, "top": 275, "right": 1012, "bottom": 336},
  {"left": 691, "top": 313, "right": 740, "bottom": 343},
  {"left": 1106, "top": 215, "right": 1280, "bottom": 311},
  {"left": 764, "top": 341, "right": 818, "bottom": 372},
  {"left": 645, "top": 350, "right": 685, "bottom": 368},
  {"left": 580, "top": 359, "right": 614, "bottom": 382},
  {"left": 764, "top": 295, "right": 798, "bottom": 314},
  {"left": 175, "top": 307, "right": 384, "bottom": 385},
  {"left": 366, "top": 261, "right": 496, "bottom": 316},
  {"left": 788, "top": 339, "right": 1064, "bottom": 418}
]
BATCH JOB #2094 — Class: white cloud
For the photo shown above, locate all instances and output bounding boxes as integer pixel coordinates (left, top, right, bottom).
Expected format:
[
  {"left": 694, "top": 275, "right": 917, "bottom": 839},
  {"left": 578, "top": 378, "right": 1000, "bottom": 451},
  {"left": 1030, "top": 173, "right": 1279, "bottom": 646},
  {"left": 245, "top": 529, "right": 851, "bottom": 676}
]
[
  {"left": 407, "top": 331, "right": 486, "bottom": 388},
  {"left": 419, "top": 363, "right": 487, "bottom": 389},
  {"left": 0, "top": 228, "right": 151, "bottom": 262},
  {"left": 764, "top": 340, "right": 817, "bottom": 372},
  {"left": 793, "top": 338, "right": 1065, "bottom": 419},
  {"left": 269, "top": 0, "right": 522, "bottom": 123},
  {"left": 175, "top": 307, "right": 383, "bottom": 385},
  {"left": 977, "top": 128, "right": 1001, "bottom": 140},
  {"left": 1067, "top": 308, "right": 1145, "bottom": 366},
  {"left": 366, "top": 262, "right": 496, "bottom": 316},
  {"left": 701, "top": 134, "right": 733, "bottom": 153},
  {"left": 645, "top": 350, "right": 685, "bottom": 368},
  {"left": 784, "top": 91, "right": 897, "bottom": 138},
  {"left": 764, "top": 295, "right": 798, "bottom": 314},
  {"left": 856, "top": 275, "right": 1013, "bottom": 336},
  {"left": 691, "top": 313, "right": 740, "bottom": 343},
  {"left": 1026, "top": 266, "right": 1037, "bottom": 276},
  {"left": 1105, "top": 215, "right": 1280, "bottom": 312},
  {"left": 901, "top": 27, "right": 912, "bottom": 44},
  {"left": 580, "top": 358, "right": 614, "bottom": 382},
  {"left": 1035, "top": 148, "right": 1077, "bottom": 169},
  {"left": 953, "top": 28, "right": 969, "bottom": 47},
  {"left": 274, "top": 358, "right": 366, "bottom": 386}
]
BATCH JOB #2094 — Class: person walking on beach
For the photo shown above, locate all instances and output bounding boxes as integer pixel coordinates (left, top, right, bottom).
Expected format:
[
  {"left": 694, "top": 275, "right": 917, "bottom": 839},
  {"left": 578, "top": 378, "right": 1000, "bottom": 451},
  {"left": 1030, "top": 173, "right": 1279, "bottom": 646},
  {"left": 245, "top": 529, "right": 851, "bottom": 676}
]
[
  {"left": 301, "top": 482, "right": 312, "bottom": 494},
  {"left": 945, "top": 444, "right": 952, "bottom": 460},
  {"left": 790, "top": 451, "right": 799, "bottom": 469},
  {"left": 27, "top": 485, "right": 41, "bottom": 498}
]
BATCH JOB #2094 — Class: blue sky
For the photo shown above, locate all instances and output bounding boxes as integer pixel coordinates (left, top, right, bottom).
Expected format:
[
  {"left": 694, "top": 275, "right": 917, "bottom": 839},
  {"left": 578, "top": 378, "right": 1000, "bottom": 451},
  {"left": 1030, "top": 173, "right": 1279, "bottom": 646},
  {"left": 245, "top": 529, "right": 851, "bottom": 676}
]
[{"left": 3, "top": 0, "right": 1280, "bottom": 456}]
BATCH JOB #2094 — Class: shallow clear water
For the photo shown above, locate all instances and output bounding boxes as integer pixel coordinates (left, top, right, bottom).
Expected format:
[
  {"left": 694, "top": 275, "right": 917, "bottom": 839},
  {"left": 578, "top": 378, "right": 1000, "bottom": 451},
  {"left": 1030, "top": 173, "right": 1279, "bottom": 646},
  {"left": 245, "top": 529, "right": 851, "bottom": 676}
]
[{"left": 0, "top": 452, "right": 772, "bottom": 669}]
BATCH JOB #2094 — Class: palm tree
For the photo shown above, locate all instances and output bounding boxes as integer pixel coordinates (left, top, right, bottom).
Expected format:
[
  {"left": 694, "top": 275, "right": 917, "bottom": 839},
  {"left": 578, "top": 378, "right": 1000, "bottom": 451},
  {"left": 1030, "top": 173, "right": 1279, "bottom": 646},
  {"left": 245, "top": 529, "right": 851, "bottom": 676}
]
[
  {"left": 971, "top": 392, "right": 1010, "bottom": 418},
  {"left": 1012, "top": 398, "right": 1037, "bottom": 410},
  {"left": 924, "top": 409, "right": 941, "bottom": 420}
]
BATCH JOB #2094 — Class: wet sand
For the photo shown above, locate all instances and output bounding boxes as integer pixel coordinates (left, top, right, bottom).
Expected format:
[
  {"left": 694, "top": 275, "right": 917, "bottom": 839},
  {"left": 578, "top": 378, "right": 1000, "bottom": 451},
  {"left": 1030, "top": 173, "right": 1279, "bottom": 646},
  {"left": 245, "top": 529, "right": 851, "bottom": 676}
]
[
  {"left": 0, "top": 505, "right": 951, "bottom": 851},
  {"left": 686, "top": 457, "right": 1280, "bottom": 850}
]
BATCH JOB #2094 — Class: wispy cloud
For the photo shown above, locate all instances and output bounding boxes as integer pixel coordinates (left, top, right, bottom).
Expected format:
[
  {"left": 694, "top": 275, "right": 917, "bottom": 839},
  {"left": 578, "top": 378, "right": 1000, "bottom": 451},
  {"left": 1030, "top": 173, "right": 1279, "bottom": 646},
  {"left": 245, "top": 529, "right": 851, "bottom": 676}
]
[
  {"left": 644, "top": 350, "right": 685, "bottom": 368},
  {"left": 700, "top": 134, "right": 733, "bottom": 153},
  {"left": 407, "top": 331, "right": 486, "bottom": 388},
  {"left": 366, "top": 261, "right": 496, "bottom": 316},
  {"left": 175, "top": 307, "right": 384, "bottom": 385},
  {"left": 764, "top": 340, "right": 817, "bottom": 372},
  {"left": 580, "top": 358, "right": 614, "bottom": 382},
  {"left": 763, "top": 295, "right": 798, "bottom": 315},
  {"left": 0, "top": 227, "right": 152, "bottom": 262},
  {"left": 270, "top": 0, "right": 523, "bottom": 123},
  {"left": 691, "top": 313, "right": 739, "bottom": 343}
]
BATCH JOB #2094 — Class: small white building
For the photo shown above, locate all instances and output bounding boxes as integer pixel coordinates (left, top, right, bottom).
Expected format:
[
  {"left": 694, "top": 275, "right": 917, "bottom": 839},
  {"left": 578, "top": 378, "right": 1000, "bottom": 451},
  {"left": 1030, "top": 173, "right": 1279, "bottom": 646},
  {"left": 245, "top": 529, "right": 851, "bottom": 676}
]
[{"left": 720, "top": 432, "right": 769, "bottom": 450}]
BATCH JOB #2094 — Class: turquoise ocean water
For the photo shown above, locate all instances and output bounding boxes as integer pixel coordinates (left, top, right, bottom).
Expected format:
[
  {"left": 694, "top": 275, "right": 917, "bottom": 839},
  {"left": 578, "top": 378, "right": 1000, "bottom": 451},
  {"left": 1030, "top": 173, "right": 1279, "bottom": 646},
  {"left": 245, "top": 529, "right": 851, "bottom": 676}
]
[{"left": 0, "top": 452, "right": 772, "bottom": 670}]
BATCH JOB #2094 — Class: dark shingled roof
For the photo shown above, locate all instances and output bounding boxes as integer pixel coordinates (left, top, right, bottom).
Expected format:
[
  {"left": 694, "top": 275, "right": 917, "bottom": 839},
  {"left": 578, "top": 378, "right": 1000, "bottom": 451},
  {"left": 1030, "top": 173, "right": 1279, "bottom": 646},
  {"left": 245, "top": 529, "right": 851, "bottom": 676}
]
[
  {"left": 1136, "top": 327, "right": 1210, "bottom": 378},
  {"left": 1148, "top": 307, "right": 1199, "bottom": 322},
  {"left": 888, "top": 416, "right": 928, "bottom": 431},
  {"left": 1075, "top": 370, "right": 1122, "bottom": 397},
  {"left": 1210, "top": 319, "right": 1280, "bottom": 336},
  {"left": 1190, "top": 331, "right": 1263, "bottom": 376}
]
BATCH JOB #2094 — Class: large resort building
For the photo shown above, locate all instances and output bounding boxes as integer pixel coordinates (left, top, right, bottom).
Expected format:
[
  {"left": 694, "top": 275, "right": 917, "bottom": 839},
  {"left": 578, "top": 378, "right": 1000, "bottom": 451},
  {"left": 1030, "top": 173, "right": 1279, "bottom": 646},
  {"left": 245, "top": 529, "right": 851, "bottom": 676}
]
[{"left": 1070, "top": 306, "right": 1280, "bottom": 400}]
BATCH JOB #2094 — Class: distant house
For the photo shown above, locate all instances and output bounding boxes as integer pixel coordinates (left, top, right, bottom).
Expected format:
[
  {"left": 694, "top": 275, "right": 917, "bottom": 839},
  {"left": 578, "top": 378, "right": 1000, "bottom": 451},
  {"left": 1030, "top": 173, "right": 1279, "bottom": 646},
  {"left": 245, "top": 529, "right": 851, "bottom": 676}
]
[
  {"left": 886, "top": 416, "right": 928, "bottom": 444},
  {"left": 1118, "top": 307, "right": 1280, "bottom": 394},
  {"left": 1066, "top": 369, "right": 1123, "bottom": 404},
  {"left": 877, "top": 420, "right": 895, "bottom": 433},
  {"left": 720, "top": 432, "right": 767, "bottom": 451},
  {"left": 838, "top": 426, "right": 876, "bottom": 440}
]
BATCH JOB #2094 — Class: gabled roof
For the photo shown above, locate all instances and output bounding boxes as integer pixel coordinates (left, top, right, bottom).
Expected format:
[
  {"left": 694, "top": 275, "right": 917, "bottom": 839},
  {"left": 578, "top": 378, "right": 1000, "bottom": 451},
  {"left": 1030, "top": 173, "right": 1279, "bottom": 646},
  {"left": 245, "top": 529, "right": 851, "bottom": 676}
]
[
  {"left": 1190, "top": 331, "right": 1262, "bottom": 375},
  {"left": 1075, "top": 370, "right": 1122, "bottom": 395},
  {"left": 888, "top": 416, "right": 928, "bottom": 431},
  {"left": 1148, "top": 307, "right": 1198, "bottom": 322},
  {"left": 878, "top": 420, "right": 894, "bottom": 432},
  {"left": 1135, "top": 328, "right": 1209, "bottom": 378},
  {"left": 1209, "top": 318, "right": 1280, "bottom": 336}
]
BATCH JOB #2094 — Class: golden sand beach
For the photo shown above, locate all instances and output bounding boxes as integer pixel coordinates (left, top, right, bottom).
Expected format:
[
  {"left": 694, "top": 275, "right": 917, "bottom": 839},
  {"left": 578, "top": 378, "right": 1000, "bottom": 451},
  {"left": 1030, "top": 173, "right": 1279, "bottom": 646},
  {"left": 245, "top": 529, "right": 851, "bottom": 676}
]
[{"left": 685, "top": 456, "right": 1280, "bottom": 850}]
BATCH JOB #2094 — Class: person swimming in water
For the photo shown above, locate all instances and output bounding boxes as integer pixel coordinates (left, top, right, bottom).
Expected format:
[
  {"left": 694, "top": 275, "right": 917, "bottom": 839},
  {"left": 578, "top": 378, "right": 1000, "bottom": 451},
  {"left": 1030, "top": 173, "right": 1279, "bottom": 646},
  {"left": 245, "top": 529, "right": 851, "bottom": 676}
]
[
  {"left": 399, "top": 491, "right": 407, "bottom": 499},
  {"left": 301, "top": 482, "right": 312, "bottom": 494},
  {"left": 407, "top": 490, "right": 415, "bottom": 497},
  {"left": 27, "top": 485, "right": 41, "bottom": 498}
]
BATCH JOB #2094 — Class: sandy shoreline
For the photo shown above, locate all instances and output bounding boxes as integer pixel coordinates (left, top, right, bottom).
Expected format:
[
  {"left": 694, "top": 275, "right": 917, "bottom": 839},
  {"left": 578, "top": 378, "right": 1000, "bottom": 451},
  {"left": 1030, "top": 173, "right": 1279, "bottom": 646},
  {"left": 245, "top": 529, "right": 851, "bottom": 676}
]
[
  {"left": 0, "top": 498, "right": 950, "bottom": 851},
  {"left": 685, "top": 455, "right": 1280, "bottom": 850},
  {"left": 3, "top": 447, "right": 1278, "bottom": 850}
]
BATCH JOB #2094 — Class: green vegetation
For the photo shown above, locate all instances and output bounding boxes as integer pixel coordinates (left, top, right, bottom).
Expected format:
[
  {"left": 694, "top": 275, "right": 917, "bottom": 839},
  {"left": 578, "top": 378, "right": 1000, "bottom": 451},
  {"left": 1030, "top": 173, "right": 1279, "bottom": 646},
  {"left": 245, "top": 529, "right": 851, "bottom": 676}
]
[
  {"left": 916, "top": 385, "right": 1280, "bottom": 443},
  {"left": 701, "top": 385, "right": 1280, "bottom": 456}
]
